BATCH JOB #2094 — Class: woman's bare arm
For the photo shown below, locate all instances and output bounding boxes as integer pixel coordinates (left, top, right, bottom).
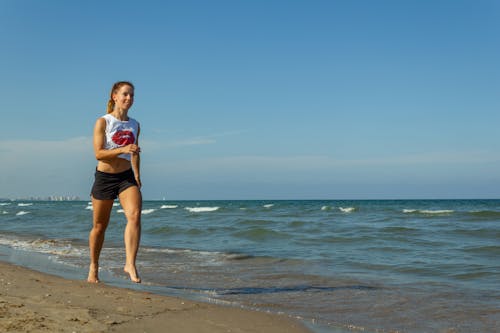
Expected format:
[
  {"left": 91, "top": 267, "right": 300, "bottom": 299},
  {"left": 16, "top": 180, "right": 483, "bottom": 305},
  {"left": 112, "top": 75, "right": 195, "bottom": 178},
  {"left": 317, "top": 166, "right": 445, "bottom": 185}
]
[{"left": 131, "top": 125, "right": 141, "bottom": 188}]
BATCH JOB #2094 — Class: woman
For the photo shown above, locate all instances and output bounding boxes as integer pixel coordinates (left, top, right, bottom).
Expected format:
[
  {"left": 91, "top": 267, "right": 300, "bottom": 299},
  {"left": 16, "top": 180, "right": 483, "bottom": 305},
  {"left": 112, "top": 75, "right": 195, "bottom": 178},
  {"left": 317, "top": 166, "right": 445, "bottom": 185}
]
[{"left": 88, "top": 81, "right": 142, "bottom": 283}]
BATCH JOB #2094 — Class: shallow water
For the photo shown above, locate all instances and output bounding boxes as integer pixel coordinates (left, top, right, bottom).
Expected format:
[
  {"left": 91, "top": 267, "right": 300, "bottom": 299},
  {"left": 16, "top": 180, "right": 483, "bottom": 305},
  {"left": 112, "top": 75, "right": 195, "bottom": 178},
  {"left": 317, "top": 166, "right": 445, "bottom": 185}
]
[{"left": 0, "top": 199, "right": 499, "bottom": 332}]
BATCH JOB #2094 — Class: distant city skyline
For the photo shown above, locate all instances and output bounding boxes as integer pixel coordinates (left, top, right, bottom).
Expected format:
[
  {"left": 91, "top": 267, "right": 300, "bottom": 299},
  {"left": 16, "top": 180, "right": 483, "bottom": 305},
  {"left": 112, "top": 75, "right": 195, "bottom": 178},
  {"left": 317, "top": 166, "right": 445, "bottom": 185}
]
[{"left": 0, "top": 196, "right": 81, "bottom": 202}]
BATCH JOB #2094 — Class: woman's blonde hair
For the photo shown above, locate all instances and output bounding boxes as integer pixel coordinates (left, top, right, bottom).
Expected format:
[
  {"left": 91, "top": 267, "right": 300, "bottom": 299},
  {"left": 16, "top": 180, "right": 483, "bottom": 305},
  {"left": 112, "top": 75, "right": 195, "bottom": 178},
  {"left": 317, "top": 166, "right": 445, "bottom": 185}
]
[{"left": 107, "top": 81, "right": 135, "bottom": 114}]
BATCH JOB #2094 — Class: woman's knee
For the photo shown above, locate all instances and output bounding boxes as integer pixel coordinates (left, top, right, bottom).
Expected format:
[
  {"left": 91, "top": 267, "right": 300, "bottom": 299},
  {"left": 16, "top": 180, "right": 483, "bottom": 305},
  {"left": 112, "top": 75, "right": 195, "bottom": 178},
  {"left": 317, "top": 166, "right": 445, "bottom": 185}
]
[
  {"left": 126, "top": 209, "right": 141, "bottom": 225},
  {"left": 92, "top": 221, "right": 109, "bottom": 234}
]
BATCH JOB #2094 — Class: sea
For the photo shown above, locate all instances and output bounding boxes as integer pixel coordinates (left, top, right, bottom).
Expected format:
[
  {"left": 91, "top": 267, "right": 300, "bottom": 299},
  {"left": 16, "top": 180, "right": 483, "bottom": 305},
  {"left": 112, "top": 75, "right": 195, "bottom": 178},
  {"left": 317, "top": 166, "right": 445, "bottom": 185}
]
[{"left": 0, "top": 199, "right": 498, "bottom": 332}]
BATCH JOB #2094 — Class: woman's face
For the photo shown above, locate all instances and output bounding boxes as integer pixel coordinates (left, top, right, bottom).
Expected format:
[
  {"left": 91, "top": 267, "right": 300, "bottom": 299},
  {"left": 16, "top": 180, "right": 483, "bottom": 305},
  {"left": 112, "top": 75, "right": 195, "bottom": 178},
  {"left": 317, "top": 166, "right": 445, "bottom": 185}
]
[{"left": 113, "top": 85, "right": 134, "bottom": 111}]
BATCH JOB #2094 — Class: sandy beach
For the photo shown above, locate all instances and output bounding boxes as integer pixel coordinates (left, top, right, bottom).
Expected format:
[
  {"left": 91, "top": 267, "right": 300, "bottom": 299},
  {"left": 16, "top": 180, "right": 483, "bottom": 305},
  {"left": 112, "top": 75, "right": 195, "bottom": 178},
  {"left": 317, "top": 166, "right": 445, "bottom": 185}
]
[{"left": 0, "top": 261, "right": 310, "bottom": 333}]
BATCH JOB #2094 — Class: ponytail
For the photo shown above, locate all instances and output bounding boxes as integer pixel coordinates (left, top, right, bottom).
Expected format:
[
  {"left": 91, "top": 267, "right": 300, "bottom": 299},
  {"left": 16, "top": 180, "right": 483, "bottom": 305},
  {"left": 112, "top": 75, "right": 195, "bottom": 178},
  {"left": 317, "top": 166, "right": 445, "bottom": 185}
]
[
  {"left": 106, "top": 99, "right": 115, "bottom": 114},
  {"left": 106, "top": 81, "right": 135, "bottom": 114}
]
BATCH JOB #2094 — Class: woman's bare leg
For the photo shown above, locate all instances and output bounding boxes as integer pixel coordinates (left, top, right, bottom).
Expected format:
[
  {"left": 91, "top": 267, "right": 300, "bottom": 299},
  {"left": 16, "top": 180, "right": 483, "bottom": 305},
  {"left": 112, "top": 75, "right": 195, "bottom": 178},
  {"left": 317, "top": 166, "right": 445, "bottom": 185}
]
[
  {"left": 88, "top": 197, "right": 113, "bottom": 283},
  {"left": 119, "top": 186, "right": 142, "bottom": 283}
]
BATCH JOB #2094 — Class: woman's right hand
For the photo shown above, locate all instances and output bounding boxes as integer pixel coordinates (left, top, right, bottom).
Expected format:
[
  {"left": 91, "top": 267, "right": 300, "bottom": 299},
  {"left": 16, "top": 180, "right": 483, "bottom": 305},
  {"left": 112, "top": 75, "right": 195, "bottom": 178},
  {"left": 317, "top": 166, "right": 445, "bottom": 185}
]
[{"left": 122, "top": 144, "right": 141, "bottom": 155}]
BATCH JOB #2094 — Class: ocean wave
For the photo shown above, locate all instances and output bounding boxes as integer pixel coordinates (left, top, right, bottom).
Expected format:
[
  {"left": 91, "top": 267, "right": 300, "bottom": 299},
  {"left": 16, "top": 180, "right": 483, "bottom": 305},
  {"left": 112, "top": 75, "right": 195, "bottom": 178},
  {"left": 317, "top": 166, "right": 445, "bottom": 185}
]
[
  {"left": 403, "top": 209, "right": 454, "bottom": 214},
  {"left": 233, "top": 227, "right": 290, "bottom": 241},
  {"left": 116, "top": 208, "right": 156, "bottom": 215},
  {"left": 223, "top": 253, "right": 254, "bottom": 260},
  {"left": 29, "top": 239, "right": 85, "bottom": 256},
  {"left": 140, "top": 247, "right": 216, "bottom": 256},
  {"left": 467, "top": 210, "right": 500, "bottom": 218},
  {"left": 263, "top": 204, "right": 274, "bottom": 208},
  {"left": 89, "top": 207, "right": 156, "bottom": 215},
  {"left": 288, "top": 221, "right": 307, "bottom": 228},
  {"left": 16, "top": 211, "right": 30, "bottom": 216},
  {"left": 185, "top": 207, "right": 219, "bottom": 213},
  {"left": 339, "top": 207, "right": 356, "bottom": 213},
  {"left": 237, "top": 219, "right": 272, "bottom": 227},
  {"left": 382, "top": 226, "right": 420, "bottom": 233},
  {"left": 321, "top": 206, "right": 356, "bottom": 213},
  {"left": 17, "top": 203, "right": 33, "bottom": 207},
  {"left": 161, "top": 205, "right": 178, "bottom": 209},
  {"left": 0, "top": 203, "right": 11, "bottom": 206},
  {"left": 462, "top": 245, "right": 500, "bottom": 255},
  {"left": 147, "top": 225, "right": 178, "bottom": 235},
  {"left": 142, "top": 246, "right": 284, "bottom": 266},
  {"left": 0, "top": 236, "right": 86, "bottom": 257},
  {"left": 140, "top": 246, "right": 229, "bottom": 266},
  {"left": 421, "top": 209, "right": 455, "bottom": 214},
  {"left": 322, "top": 235, "right": 364, "bottom": 244}
]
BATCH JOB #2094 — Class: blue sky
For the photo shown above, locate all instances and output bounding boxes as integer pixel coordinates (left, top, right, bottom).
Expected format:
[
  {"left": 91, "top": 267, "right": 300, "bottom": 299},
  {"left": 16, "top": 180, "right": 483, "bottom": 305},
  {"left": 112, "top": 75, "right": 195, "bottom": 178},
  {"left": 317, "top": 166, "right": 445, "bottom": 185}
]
[{"left": 0, "top": 0, "right": 499, "bottom": 200}]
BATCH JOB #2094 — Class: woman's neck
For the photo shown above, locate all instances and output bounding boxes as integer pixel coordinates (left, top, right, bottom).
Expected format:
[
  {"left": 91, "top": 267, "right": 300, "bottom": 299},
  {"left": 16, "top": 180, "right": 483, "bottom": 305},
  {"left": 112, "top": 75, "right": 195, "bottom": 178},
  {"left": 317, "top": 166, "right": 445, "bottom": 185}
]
[{"left": 111, "top": 109, "right": 129, "bottom": 121}]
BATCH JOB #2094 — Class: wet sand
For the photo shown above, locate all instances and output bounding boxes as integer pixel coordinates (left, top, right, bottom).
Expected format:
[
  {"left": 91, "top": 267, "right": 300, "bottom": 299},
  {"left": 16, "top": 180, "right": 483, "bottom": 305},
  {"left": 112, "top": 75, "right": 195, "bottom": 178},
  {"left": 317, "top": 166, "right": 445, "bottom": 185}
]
[{"left": 0, "top": 261, "right": 310, "bottom": 333}]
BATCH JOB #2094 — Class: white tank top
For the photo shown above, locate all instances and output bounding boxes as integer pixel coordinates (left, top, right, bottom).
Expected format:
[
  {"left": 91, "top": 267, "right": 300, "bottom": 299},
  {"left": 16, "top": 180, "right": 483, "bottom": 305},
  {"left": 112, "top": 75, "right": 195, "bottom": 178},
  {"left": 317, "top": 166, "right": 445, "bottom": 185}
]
[{"left": 102, "top": 114, "right": 140, "bottom": 161}]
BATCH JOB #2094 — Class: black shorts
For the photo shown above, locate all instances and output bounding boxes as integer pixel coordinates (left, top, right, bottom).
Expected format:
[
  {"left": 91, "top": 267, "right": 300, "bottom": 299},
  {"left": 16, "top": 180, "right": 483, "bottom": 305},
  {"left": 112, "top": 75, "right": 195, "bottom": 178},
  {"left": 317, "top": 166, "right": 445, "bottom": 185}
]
[{"left": 91, "top": 169, "right": 138, "bottom": 200}]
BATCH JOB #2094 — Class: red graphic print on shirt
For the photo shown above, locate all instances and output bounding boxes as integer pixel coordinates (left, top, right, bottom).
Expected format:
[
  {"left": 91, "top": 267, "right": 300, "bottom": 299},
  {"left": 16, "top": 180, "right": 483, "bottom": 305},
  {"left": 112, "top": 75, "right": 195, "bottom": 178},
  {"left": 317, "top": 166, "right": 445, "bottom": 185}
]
[{"left": 112, "top": 130, "right": 135, "bottom": 146}]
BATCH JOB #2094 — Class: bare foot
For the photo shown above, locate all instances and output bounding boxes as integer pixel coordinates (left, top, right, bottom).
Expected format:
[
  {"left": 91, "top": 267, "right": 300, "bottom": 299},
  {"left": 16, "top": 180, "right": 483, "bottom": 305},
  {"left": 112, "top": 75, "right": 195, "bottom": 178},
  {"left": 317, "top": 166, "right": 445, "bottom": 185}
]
[
  {"left": 87, "top": 264, "right": 100, "bottom": 283},
  {"left": 124, "top": 265, "right": 141, "bottom": 283}
]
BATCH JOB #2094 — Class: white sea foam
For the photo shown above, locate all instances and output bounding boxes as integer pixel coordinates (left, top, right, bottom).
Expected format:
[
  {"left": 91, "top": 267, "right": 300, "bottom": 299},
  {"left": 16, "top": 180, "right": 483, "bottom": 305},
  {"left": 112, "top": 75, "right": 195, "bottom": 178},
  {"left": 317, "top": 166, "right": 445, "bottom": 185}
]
[
  {"left": 321, "top": 206, "right": 332, "bottom": 211},
  {"left": 185, "top": 207, "right": 220, "bottom": 213},
  {"left": 0, "top": 203, "right": 11, "bottom": 206},
  {"left": 116, "top": 208, "right": 157, "bottom": 214},
  {"left": 161, "top": 205, "right": 178, "bottom": 209},
  {"left": 0, "top": 237, "right": 86, "bottom": 257},
  {"left": 17, "top": 203, "right": 33, "bottom": 207},
  {"left": 420, "top": 209, "right": 454, "bottom": 214},
  {"left": 263, "top": 204, "right": 274, "bottom": 208},
  {"left": 85, "top": 205, "right": 93, "bottom": 210},
  {"left": 16, "top": 211, "right": 30, "bottom": 216},
  {"left": 339, "top": 207, "right": 355, "bottom": 213},
  {"left": 141, "top": 247, "right": 198, "bottom": 254},
  {"left": 113, "top": 202, "right": 120, "bottom": 207},
  {"left": 403, "top": 209, "right": 454, "bottom": 214},
  {"left": 2, "top": 211, "right": 8, "bottom": 215}
]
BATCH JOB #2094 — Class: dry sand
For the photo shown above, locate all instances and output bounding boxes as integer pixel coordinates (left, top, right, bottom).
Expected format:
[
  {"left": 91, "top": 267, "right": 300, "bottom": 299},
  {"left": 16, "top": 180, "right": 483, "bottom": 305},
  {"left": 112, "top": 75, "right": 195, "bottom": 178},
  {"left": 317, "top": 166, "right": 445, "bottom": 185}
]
[{"left": 0, "top": 261, "right": 311, "bottom": 333}]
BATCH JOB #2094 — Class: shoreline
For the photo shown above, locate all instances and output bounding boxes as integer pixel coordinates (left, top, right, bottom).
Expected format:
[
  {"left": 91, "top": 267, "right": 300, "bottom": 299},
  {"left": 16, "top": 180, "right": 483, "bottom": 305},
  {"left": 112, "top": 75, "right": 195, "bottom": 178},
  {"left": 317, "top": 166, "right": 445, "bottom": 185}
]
[{"left": 0, "top": 261, "right": 311, "bottom": 333}]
